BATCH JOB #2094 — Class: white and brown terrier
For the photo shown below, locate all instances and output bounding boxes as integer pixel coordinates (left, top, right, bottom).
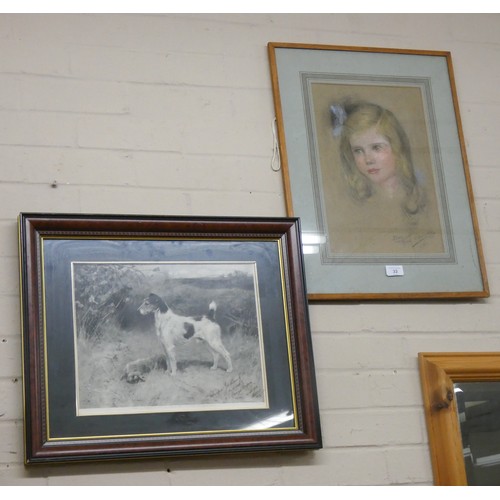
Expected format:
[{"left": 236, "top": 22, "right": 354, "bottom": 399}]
[{"left": 132, "top": 293, "right": 233, "bottom": 378}]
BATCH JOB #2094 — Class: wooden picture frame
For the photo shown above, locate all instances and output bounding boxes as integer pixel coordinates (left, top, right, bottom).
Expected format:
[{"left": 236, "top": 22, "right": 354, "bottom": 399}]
[
  {"left": 268, "top": 42, "right": 488, "bottom": 301},
  {"left": 418, "top": 352, "right": 500, "bottom": 485},
  {"left": 18, "top": 213, "right": 322, "bottom": 464}
]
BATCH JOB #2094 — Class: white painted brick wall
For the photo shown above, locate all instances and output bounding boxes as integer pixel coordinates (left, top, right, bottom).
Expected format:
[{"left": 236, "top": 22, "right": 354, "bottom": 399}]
[{"left": 0, "top": 13, "right": 499, "bottom": 486}]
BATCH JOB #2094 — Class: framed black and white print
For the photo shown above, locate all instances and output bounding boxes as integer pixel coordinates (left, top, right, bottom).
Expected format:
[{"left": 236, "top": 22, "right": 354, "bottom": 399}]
[
  {"left": 268, "top": 42, "right": 489, "bottom": 300},
  {"left": 18, "top": 213, "right": 321, "bottom": 463}
]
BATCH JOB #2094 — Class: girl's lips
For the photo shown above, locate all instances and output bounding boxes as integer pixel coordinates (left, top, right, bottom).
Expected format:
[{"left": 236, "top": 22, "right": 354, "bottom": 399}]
[{"left": 367, "top": 168, "right": 380, "bottom": 175}]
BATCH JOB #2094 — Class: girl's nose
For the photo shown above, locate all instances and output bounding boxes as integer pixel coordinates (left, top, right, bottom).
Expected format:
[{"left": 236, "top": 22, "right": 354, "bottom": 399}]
[{"left": 365, "top": 150, "right": 376, "bottom": 164}]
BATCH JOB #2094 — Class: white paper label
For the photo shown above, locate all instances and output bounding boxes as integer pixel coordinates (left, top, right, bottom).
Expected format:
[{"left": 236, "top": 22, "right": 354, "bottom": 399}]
[{"left": 386, "top": 265, "right": 404, "bottom": 277}]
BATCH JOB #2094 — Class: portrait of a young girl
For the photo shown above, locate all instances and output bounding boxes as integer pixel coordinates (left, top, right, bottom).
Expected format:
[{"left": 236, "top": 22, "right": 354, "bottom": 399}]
[{"left": 310, "top": 84, "right": 446, "bottom": 258}]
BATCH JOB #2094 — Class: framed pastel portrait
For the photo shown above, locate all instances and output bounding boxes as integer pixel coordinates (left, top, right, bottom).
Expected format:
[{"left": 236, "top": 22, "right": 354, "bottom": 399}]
[
  {"left": 268, "top": 42, "right": 489, "bottom": 300},
  {"left": 18, "top": 213, "right": 321, "bottom": 463}
]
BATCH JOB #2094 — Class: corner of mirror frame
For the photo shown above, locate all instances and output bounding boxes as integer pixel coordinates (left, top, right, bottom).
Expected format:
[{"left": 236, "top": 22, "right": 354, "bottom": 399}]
[{"left": 418, "top": 352, "right": 500, "bottom": 485}]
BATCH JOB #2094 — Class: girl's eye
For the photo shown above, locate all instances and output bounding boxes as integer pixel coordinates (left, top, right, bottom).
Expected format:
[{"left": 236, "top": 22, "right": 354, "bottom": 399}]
[
  {"left": 373, "top": 143, "right": 388, "bottom": 152},
  {"left": 352, "top": 148, "right": 363, "bottom": 155}
]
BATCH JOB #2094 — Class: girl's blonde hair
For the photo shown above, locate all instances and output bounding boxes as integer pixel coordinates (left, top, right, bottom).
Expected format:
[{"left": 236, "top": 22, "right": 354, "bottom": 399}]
[{"left": 334, "top": 100, "right": 424, "bottom": 215}]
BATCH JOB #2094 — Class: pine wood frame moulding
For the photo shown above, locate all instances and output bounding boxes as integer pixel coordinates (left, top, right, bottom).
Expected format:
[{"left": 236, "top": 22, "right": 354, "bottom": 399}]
[{"left": 418, "top": 352, "right": 500, "bottom": 485}]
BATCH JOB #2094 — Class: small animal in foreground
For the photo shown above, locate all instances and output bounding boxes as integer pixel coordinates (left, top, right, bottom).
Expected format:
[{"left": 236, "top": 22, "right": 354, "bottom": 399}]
[
  {"left": 122, "top": 354, "right": 167, "bottom": 384},
  {"left": 136, "top": 293, "right": 233, "bottom": 377}
]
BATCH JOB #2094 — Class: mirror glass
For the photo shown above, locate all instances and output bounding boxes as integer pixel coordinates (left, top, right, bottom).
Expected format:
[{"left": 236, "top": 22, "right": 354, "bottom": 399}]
[{"left": 454, "top": 381, "right": 500, "bottom": 485}]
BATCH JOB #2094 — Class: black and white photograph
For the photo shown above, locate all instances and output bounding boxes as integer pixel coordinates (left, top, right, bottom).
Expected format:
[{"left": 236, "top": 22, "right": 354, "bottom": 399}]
[{"left": 72, "top": 261, "right": 268, "bottom": 416}]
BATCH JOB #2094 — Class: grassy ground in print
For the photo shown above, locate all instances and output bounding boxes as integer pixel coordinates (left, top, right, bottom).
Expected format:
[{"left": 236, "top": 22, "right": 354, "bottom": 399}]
[{"left": 76, "top": 323, "right": 266, "bottom": 414}]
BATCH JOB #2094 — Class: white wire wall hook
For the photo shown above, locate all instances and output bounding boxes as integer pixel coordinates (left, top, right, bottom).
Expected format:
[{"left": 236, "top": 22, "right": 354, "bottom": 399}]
[{"left": 271, "top": 117, "right": 281, "bottom": 172}]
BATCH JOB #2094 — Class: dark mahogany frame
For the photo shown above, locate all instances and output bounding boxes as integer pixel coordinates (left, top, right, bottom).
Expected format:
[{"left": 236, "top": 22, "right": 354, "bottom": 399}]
[{"left": 18, "top": 213, "right": 322, "bottom": 464}]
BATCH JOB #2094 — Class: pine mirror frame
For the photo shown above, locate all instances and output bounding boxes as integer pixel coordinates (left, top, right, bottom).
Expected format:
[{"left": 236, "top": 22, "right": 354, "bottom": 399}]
[{"left": 418, "top": 352, "right": 500, "bottom": 485}]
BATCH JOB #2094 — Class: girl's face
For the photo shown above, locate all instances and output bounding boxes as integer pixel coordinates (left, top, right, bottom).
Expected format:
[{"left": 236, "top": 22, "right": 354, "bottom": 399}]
[{"left": 349, "top": 126, "right": 398, "bottom": 191}]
